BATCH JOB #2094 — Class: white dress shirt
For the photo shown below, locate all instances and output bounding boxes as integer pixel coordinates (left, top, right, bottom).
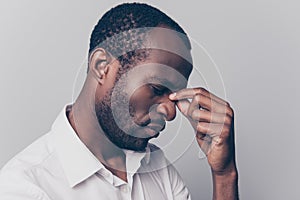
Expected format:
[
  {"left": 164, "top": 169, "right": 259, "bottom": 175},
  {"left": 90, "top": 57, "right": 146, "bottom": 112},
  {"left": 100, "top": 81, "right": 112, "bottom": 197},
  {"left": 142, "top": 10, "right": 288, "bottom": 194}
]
[{"left": 0, "top": 105, "right": 191, "bottom": 200}]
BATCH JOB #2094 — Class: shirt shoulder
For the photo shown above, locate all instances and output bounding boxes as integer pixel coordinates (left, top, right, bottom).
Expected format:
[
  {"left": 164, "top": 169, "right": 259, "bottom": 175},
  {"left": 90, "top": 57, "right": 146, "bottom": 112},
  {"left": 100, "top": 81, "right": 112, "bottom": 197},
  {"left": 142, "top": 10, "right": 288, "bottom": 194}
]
[
  {"left": 0, "top": 132, "right": 55, "bottom": 199},
  {"left": 1, "top": 132, "right": 54, "bottom": 173}
]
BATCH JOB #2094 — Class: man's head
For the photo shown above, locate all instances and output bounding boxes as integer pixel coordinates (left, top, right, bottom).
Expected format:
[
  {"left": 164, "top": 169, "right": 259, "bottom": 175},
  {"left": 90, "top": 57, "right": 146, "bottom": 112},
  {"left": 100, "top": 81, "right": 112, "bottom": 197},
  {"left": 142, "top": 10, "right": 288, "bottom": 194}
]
[
  {"left": 86, "top": 3, "right": 193, "bottom": 151},
  {"left": 88, "top": 3, "right": 191, "bottom": 71}
]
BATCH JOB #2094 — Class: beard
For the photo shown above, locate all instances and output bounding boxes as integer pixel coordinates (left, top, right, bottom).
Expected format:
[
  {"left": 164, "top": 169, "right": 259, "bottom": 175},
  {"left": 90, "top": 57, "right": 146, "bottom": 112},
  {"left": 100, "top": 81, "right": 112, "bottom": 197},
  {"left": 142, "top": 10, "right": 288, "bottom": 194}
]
[{"left": 95, "top": 83, "right": 156, "bottom": 152}]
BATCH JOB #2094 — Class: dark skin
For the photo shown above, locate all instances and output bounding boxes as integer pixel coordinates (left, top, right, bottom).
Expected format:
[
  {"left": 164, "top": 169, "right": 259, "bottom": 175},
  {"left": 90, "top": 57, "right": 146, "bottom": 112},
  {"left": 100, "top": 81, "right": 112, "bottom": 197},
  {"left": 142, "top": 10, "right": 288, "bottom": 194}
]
[
  {"left": 170, "top": 88, "right": 238, "bottom": 200},
  {"left": 68, "top": 27, "right": 238, "bottom": 199}
]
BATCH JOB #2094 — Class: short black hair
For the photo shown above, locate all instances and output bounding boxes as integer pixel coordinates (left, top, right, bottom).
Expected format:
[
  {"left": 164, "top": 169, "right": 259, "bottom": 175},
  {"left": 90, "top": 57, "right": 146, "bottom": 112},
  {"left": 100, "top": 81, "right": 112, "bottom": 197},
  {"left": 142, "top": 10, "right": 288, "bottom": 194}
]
[{"left": 88, "top": 2, "right": 191, "bottom": 71}]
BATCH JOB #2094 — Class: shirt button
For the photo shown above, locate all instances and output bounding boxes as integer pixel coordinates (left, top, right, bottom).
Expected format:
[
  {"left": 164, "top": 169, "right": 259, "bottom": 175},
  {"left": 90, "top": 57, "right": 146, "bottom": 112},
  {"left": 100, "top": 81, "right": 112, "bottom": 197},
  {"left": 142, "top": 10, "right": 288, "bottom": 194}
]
[{"left": 120, "top": 185, "right": 130, "bottom": 193}]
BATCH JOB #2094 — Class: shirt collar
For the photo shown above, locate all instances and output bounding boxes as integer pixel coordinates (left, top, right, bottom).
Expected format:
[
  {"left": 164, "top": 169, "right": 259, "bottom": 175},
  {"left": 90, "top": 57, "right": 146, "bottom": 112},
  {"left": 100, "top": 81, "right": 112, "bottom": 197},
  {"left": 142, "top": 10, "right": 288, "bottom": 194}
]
[
  {"left": 122, "top": 146, "right": 151, "bottom": 174},
  {"left": 51, "top": 104, "right": 151, "bottom": 188}
]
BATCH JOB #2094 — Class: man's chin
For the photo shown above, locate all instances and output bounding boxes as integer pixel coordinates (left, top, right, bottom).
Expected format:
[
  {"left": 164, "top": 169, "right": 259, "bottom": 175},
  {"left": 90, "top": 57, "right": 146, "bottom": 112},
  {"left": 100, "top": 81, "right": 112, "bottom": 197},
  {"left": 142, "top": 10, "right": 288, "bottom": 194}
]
[
  {"left": 102, "top": 126, "right": 160, "bottom": 152},
  {"left": 122, "top": 138, "right": 150, "bottom": 152},
  {"left": 123, "top": 132, "right": 161, "bottom": 152}
]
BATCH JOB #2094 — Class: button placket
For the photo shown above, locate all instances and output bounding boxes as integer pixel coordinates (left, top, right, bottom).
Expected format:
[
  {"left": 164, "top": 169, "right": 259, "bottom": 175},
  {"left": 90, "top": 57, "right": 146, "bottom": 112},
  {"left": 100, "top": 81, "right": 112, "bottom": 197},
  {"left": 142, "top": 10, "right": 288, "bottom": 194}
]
[{"left": 120, "top": 184, "right": 130, "bottom": 193}]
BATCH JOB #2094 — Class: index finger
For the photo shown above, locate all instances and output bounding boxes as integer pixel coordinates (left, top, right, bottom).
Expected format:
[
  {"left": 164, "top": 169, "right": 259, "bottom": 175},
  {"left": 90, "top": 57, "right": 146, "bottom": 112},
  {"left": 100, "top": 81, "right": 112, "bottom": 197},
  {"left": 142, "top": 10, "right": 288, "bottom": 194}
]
[
  {"left": 169, "top": 88, "right": 196, "bottom": 100},
  {"left": 169, "top": 87, "right": 228, "bottom": 106}
]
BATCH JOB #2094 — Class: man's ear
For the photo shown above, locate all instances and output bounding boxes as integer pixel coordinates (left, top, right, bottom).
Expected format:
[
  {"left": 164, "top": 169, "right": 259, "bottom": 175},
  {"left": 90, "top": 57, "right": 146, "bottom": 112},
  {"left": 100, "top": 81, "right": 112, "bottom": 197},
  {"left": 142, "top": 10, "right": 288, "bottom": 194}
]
[{"left": 88, "top": 48, "right": 111, "bottom": 84}]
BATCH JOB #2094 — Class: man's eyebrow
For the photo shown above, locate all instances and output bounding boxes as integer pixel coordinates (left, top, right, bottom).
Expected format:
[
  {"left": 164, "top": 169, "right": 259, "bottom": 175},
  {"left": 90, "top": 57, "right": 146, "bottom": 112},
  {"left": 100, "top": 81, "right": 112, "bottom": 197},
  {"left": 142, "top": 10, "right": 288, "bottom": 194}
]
[{"left": 146, "top": 76, "right": 187, "bottom": 91}]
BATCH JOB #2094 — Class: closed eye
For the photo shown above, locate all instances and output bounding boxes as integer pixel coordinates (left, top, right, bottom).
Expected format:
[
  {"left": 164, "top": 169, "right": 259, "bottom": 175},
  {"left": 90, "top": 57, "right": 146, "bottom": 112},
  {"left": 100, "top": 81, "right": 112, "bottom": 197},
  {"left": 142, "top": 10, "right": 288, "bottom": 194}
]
[{"left": 150, "top": 84, "right": 170, "bottom": 96}]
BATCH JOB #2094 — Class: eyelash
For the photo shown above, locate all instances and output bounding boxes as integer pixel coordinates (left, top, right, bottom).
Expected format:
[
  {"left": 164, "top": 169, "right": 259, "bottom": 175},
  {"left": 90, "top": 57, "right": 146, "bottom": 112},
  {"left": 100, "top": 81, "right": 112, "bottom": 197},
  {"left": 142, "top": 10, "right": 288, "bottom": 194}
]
[{"left": 150, "top": 85, "right": 168, "bottom": 96}]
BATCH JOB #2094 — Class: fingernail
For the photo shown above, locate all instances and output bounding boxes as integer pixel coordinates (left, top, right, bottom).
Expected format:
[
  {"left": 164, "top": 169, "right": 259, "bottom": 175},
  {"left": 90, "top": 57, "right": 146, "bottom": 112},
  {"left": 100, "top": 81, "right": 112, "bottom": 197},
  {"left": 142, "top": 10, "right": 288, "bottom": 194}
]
[{"left": 169, "top": 93, "right": 176, "bottom": 99}]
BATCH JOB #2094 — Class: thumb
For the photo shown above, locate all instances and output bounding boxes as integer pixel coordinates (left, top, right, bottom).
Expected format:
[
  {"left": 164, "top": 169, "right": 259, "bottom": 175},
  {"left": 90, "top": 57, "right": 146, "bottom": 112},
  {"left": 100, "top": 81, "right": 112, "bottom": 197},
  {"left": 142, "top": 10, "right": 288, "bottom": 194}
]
[
  {"left": 176, "top": 99, "right": 190, "bottom": 116},
  {"left": 176, "top": 99, "right": 197, "bottom": 131}
]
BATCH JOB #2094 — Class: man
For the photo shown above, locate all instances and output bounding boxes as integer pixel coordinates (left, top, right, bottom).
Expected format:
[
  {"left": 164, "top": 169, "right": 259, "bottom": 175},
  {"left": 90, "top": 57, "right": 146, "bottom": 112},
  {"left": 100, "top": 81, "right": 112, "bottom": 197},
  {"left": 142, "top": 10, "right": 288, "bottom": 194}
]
[{"left": 0, "top": 3, "right": 238, "bottom": 200}]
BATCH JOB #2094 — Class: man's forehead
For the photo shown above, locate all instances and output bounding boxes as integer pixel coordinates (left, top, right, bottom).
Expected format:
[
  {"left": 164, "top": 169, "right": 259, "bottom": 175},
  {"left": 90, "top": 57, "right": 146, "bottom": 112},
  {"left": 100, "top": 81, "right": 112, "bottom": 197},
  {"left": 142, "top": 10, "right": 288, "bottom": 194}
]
[{"left": 143, "top": 27, "right": 192, "bottom": 64}]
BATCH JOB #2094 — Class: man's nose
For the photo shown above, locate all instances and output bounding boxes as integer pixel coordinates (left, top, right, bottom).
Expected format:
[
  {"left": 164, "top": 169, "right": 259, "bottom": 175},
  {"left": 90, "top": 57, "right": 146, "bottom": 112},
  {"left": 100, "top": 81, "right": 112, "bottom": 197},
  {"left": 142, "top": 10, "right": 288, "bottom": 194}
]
[{"left": 153, "top": 96, "right": 177, "bottom": 121}]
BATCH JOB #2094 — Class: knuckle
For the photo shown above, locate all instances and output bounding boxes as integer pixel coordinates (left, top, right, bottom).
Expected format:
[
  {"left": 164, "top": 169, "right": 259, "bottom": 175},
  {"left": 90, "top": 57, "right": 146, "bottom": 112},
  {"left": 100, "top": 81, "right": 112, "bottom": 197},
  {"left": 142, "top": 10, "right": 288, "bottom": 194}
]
[
  {"left": 225, "top": 101, "right": 231, "bottom": 107},
  {"left": 199, "top": 87, "right": 207, "bottom": 92},
  {"left": 209, "top": 113, "right": 215, "bottom": 123},
  {"left": 193, "top": 88, "right": 200, "bottom": 94},
  {"left": 214, "top": 137, "right": 225, "bottom": 145},
  {"left": 221, "top": 125, "right": 230, "bottom": 135},
  {"left": 194, "top": 94, "right": 201, "bottom": 102},
  {"left": 224, "top": 115, "right": 231, "bottom": 125},
  {"left": 187, "top": 107, "right": 194, "bottom": 118},
  {"left": 195, "top": 87, "right": 206, "bottom": 94},
  {"left": 191, "top": 110, "right": 198, "bottom": 120},
  {"left": 225, "top": 106, "right": 234, "bottom": 117},
  {"left": 197, "top": 122, "right": 207, "bottom": 133},
  {"left": 214, "top": 126, "right": 223, "bottom": 136}
]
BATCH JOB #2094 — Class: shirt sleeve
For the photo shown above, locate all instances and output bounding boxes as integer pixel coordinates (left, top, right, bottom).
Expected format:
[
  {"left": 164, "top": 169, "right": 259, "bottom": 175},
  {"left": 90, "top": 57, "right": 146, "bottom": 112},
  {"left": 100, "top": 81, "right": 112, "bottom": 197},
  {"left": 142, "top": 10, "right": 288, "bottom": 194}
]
[{"left": 167, "top": 164, "right": 192, "bottom": 200}]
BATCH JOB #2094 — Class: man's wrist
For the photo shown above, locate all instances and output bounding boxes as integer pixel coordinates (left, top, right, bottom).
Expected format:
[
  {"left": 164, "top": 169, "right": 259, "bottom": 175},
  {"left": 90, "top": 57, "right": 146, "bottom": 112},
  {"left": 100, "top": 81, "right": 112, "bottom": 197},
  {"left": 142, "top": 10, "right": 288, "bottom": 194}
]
[
  {"left": 212, "top": 169, "right": 238, "bottom": 187},
  {"left": 211, "top": 165, "right": 239, "bottom": 200},
  {"left": 211, "top": 163, "right": 238, "bottom": 178}
]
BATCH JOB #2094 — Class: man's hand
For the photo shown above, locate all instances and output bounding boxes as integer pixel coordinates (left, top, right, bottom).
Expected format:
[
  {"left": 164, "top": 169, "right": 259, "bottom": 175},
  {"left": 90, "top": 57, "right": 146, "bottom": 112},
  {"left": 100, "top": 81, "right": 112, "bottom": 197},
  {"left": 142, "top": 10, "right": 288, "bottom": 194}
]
[{"left": 169, "top": 87, "right": 238, "bottom": 200}]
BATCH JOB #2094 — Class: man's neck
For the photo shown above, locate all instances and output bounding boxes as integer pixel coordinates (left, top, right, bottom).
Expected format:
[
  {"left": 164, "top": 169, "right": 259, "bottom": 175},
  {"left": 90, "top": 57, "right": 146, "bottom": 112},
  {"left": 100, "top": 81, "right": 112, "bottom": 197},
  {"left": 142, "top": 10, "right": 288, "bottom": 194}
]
[{"left": 66, "top": 100, "right": 128, "bottom": 182}]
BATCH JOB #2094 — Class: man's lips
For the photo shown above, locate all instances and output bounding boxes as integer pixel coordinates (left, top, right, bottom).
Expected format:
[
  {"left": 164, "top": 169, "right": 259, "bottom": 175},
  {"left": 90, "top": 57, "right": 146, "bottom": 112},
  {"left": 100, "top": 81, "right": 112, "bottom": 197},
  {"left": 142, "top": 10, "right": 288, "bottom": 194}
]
[
  {"left": 137, "top": 118, "right": 166, "bottom": 133},
  {"left": 133, "top": 122, "right": 165, "bottom": 138}
]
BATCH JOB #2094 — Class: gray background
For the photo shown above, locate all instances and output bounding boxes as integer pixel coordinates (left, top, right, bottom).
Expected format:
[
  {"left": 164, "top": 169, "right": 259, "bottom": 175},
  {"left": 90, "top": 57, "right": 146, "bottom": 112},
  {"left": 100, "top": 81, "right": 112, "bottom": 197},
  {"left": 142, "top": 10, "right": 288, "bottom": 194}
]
[{"left": 1, "top": 0, "right": 299, "bottom": 199}]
